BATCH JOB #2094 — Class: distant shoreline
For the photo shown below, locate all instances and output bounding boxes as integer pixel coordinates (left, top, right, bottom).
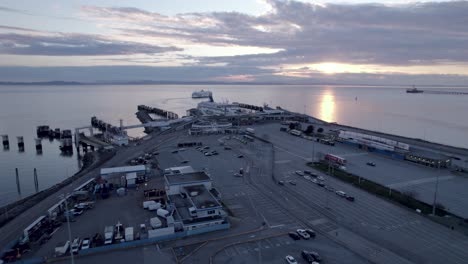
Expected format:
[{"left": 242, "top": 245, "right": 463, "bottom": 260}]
[{"left": 1, "top": 81, "right": 468, "bottom": 88}]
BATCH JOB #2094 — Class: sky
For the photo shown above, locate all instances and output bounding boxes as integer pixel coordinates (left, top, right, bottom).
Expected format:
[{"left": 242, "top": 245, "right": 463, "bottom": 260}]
[{"left": 1, "top": 0, "right": 468, "bottom": 85}]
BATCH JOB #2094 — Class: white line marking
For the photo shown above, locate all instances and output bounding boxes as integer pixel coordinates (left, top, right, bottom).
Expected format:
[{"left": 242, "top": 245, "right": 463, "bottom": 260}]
[
  {"left": 270, "top": 224, "right": 285, "bottom": 228},
  {"left": 275, "top": 159, "right": 291, "bottom": 164}
]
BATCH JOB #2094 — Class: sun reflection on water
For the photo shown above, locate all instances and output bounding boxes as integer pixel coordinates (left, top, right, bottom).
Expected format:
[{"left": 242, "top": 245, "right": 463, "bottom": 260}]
[{"left": 319, "top": 91, "right": 336, "bottom": 122}]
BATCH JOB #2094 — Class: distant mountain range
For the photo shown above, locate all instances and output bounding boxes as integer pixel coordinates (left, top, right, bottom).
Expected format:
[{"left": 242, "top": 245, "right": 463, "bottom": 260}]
[
  {"left": 0, "top": 80, "right": 467, "bottom": 88},
  {"left": 0, "top": 80, "right": 289, "bottom": 85}
]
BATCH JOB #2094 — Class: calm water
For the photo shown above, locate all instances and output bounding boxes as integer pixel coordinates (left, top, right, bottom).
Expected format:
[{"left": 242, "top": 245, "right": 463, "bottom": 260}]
[{"left": 1, "top": 85, "right": 467, "bottom": 206}]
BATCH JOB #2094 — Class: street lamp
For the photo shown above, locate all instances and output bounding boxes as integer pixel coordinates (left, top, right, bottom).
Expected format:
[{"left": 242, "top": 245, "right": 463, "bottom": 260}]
[
  {"left": 432, "top": 161, "right": 441, "bottom": 216},
  {"left": 59, "top": 194, "right": 75, "bottom": 264},
  {"left": 325, "top": 160, "right": 331, "bottom": 209}
]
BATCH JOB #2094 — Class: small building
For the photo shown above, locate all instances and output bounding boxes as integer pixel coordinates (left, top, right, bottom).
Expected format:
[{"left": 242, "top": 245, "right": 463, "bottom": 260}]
[
  {"left": 100, "top": 165, "right": 148, "bottom": 187},
  {"left": 164, "top": 166, "right": 195, "bottom": 175},
  {"left": 163, "top": 168, "right": 228, "bottom": 233},
  {"left": 164, "top": 171, "right": 212, "bottom": 195}
]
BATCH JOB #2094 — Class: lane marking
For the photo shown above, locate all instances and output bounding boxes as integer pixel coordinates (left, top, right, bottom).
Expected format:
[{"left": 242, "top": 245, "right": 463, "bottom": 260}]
[
  {"left": 275, "top": 159, "right": 291, "bottom": 164},
  {"left": 270, "top": 224, "right": 285, "bottom": 228},
  {"left": 274, "top": 146, "right": 309, "bottom": 161}
]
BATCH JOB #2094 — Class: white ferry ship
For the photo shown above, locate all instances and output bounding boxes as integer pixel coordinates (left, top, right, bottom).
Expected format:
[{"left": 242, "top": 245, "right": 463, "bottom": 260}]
[{"left": 192, "top": 89, "right": 212, "bottom": 98}]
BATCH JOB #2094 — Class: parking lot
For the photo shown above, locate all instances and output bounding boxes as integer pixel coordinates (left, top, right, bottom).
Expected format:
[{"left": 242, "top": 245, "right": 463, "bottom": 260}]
[
  {"left": 254, "top": 122, "right": 468, "bottom": 218},
  {"left": 252, "top": 124, "right": 468, "bottom": 264},
  {"left": 31, "top": 177, "right": 165, "bottom": 258}
]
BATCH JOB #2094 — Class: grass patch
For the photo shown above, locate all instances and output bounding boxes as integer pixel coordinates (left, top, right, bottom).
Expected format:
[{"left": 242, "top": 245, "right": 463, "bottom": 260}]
[{"left": 308, "top": 162, "right": 449, "bottom": 216}]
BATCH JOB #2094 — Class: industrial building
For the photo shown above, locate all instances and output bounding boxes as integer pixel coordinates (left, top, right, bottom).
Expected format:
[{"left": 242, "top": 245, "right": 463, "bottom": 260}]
[
  {"left": 338, "top": 130, "right": 410, "bottom": 153},
  {"left": 163, "top": 167, "right": 228, "bottom": 233},
  {"left": 100, "top": 165, "right": 148, "bottom": 187}
]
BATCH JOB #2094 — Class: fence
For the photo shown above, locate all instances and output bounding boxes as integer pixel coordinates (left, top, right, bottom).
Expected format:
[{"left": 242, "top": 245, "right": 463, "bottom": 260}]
[{"left": 47, "top": 223, "right": 230, "bottom": 262}]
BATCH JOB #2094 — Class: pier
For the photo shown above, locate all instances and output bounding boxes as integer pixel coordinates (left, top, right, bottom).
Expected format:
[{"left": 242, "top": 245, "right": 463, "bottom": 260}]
[
  {"left": 422, "top": 90, "right": 468, "bottom": 95},
  {"left": 137, "top": 105, "right": 179, "bottom": 120},
  {"left": 407, "top": 89, "right": 468, "bottom": 95}
]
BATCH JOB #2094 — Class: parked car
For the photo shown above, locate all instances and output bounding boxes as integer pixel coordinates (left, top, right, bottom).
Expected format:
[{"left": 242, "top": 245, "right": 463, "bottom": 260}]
[
  {"left": 81, "top": 238, "right": 91, "bottom": 250},
  {"left": 71, "top": 208, "right": 83, "bottom": 216},
  {"left": 324, "top": 185, "right": 334, "bottom": 191},
  {"left": 305, "top": 229, "right": 316, "bottom": 238},
  {"left": 205, "top": 152, "right": 212, "bottom": 156},
  {"left": 71, "top": 238, "right": 81, "bottom": 254},
  {"left": 211, "top": 151, "right": 219, "bottom": 155},
  {"left": 366, "top": 161, "right": 376, "bottom": 167},
  {"left": 224, "top": 146, "right": 232, "bottom": 150},
  {"left": 318, "top": 182, "right": 326, "bottom": 187},
  {"left": 309, "top": 251, "right": 322, "bottom": 262},
  {"left": 346, "top": 195, "right": 355, "bottom": 202},
  {"left": 301, "top": 250, "right": 316, "bottom": 264},
  {"left": 278, "top": 181, "right": 285, "bottom": 185},
  {"left": 302, "top": 250, "right": 321, "bottom": 263},
  {"left": 288, "top": 232, "right": 300, "bottom": 240},
  {"left": 304, "top": 175, "right": 311, "bottom": 180},
  {"left": 181, "top": 160, "right": 189, "bottom": 164},
  {"left": 304, "top": 170, "right": 312, "bottom": 175},
  {"left": 285, "top": 255, "right": 298, "bottom": 264},
  {"left": 295, "top": 171, "right": 304, "bottom": 176},
  {"left": 336, "top": 190, "right": 347, "bottom": 197},
  {"left": 317, "top": 175, "right": 324, "bottom": 181},
  {"left": 296, "top": 229, "right": 310, "bottom": 239},
  {"left": 289, "top": 181, "right": 297, "bottom": 186},
  {"left": 237, "top": 155, "right": 244, "bottom": 158},
  {"left": 74, "top": 204, "right": 86, "bottom": 210},
  {"left": 312, "top": 179, "right": 318, "bottom": 184},
  {"left": 171, "top": 150, "right": 178, "bottom": 154}
]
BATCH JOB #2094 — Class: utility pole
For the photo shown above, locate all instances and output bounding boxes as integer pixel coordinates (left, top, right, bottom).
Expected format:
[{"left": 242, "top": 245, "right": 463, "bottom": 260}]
[
  {"left": 60, "top": 194, "right": 75, "bottom": 264},
  {"left": 432, "top": 161, "right": 441, "bottom": 215},
  {"left": 312, "top": 141, "right": 315, "bottom": 163},
  {"left": 325, "top": 160, "right": 331, "bottom": 209}
]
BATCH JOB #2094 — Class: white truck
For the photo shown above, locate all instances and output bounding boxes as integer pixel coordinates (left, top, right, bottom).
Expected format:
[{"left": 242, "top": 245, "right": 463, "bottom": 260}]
[
  {"left": 125, "top": 227, "right": 134, "bottom": 242},
  {"left": 150, "top": 217, "right": 162, "bottom": 229},
  {"left": 104, "top": 226, "right": 114, "bottom": 245},
  {"left": 54, "top": 241, "right": 70, "bottom": 257},
  {"left": 148, "top": 202, "right": 161, "bottom": 211},
  {"left": 157, "top": 208, "right": 170, "bottom": 218}
]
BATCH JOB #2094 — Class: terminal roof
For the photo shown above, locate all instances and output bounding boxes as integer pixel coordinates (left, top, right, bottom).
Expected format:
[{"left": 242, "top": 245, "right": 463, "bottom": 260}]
[
  {"left": 100, "top": 165, "right": 146, "bottom": 175},
  {"left": 165, "top": 171, "right": 211, "bottom": 185}
]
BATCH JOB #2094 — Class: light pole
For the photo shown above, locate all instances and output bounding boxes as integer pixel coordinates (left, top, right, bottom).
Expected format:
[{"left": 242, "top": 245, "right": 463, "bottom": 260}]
[
  {"left": 325, "top": 160, "right": 331, "bottom": 209},
  {"left": 60, "top": 194, "right": 75, "bottom": 264},
  {"left": 432, "top": 161, "right": 441, "bottom": 216},
  {"left": 311, "top": 140, "right": 315, "bottom": 163}
]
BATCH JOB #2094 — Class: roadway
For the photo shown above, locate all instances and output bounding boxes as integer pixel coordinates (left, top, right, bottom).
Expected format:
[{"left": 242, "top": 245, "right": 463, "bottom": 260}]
[
  {"left": 254, "top": 123, "right": 468, "bottom": 219},
  {"left": 155, "top": 134, "right": 368, "bottom": 263},
  {"left": 251, "top": 124, "right": 468, "bottom": 263}
]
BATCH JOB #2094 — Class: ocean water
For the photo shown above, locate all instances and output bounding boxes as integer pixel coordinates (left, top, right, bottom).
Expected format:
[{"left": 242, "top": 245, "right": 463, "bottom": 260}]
[{"left": 0, "top": 84, "right": 467, "bottom": 206}]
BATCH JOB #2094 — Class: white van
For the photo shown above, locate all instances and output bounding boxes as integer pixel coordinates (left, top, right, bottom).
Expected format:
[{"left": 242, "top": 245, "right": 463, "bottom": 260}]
[{"left": 71, "top": 238, "right": 81, "bottom": 254}]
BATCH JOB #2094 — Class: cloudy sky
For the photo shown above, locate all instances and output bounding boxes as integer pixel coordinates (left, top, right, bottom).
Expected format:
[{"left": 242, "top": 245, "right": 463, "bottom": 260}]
[{"left": 0, "top": 0, "right": 468, "bottom": 85}]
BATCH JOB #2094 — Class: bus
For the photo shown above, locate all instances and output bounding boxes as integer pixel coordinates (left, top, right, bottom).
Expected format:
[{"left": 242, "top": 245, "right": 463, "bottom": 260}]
[{"left": 324, "top": 154, "right": 347, "bottom": 165}]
